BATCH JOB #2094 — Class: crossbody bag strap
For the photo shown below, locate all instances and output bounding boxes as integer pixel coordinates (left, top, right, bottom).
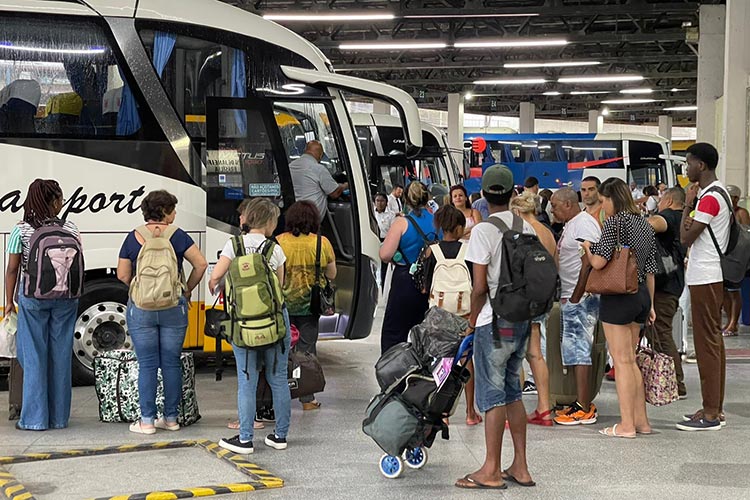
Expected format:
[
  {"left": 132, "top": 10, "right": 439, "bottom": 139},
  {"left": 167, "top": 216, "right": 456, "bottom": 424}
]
[
  {"left": 315, "top": 233, "right": 322, "bottom": 284},
  {"left": 405, "top": 214, "right": 432, "bottom": 244}
]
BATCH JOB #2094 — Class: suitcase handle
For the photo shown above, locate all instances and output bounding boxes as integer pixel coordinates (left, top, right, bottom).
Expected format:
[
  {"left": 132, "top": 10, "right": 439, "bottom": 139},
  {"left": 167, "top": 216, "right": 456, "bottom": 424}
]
[{"left": 454, "top": 334, "right": 474, "bottom": 365}]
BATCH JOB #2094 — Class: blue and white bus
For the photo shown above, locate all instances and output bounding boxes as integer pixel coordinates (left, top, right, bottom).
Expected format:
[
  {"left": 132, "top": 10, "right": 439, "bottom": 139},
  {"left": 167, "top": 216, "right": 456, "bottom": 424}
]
[{"left": 463, "top": 132, "right": 678, "bottom": 193}]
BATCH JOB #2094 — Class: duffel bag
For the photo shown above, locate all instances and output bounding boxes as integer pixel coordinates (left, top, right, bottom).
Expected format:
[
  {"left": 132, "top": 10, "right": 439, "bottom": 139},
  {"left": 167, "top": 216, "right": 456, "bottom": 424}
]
[
  {"left": 257, "top": 349, "right": 326, "bottom": 404},
  {"left": 94, "top": 350, "right": 200, "bottom": 426},
  {"left": 375, "top": 342, "right": 422, "bottom": 391},
  {"left": 362, "top": 393, "right": 423, "bottom": 457}
]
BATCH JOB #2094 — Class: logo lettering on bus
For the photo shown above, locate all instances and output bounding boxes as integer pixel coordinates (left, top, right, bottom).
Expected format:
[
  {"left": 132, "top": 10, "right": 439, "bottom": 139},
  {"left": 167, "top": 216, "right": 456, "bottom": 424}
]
[{"left": 0, "top": 186, "right": 146, "bottom": 218}]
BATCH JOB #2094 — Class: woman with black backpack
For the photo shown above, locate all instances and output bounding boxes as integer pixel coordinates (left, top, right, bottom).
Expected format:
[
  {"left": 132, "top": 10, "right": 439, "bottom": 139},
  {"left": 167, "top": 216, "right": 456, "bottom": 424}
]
[
  {"left": 379, "top": 181, "right": 436, "bottom": 354},
  {"left": 5, "top": 179, "right": 82, "bottom": 431}
]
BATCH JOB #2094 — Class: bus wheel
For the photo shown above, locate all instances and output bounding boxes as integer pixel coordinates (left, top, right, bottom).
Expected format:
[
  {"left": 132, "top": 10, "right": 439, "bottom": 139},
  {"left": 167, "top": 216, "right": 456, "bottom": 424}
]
[{"left": 72, "top": 279, "right": 130, "bottom": 386}]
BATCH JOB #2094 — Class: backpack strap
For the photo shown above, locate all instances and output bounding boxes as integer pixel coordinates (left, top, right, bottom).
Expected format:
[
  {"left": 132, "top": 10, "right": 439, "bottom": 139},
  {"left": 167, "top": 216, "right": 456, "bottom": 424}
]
[
  {"left": 511, "top": 213, "right": 524, "bottom": 233},
  {"left": 431, "top": 243, "right": 446, "bottom": 263},
  {"left": 702, "top": 186, "right": 734, "bottom": 256},
  {"left": 483, "top": 215, "right": 511, "bottom": 233},
  {"left": 405, "top": 214, "right": 433, "bottom": 244},
  {"left": 232, "top": 235, "right": 246, "bottom": 257},
  {"left": 457, "top": 241, "right": 469, "bottom": 261}
]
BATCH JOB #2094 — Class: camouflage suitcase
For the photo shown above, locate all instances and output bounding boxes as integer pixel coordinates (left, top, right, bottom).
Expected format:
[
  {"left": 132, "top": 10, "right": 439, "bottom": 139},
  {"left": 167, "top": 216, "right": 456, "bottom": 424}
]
[{"left": 93, "top": 350, "right": 200, "bottom": 426}]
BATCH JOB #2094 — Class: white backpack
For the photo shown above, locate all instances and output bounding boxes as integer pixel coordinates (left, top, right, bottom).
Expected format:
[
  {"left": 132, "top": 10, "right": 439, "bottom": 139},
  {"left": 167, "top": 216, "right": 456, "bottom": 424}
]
[
  {"left": 129, "top": 225, "right": 183, "bottom": 311},
  {"left": 428, "top": 242, "right": 472, "bottom": 317}
]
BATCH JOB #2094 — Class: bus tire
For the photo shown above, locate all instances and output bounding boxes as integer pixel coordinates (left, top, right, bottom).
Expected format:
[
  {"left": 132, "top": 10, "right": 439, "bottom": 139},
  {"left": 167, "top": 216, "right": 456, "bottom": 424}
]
[{"left": 72, "top": 279, "right": 130, "bottom": 386}]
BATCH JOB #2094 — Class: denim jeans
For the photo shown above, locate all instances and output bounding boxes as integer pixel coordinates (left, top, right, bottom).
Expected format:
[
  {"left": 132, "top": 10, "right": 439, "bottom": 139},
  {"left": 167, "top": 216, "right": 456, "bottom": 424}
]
[
  {"left": 16, "top": 293, "right": 78, "bottom": 430},
  {"left": 233, "top": 307, "right": 292, "bottom": 442},
  {"left": 127, "top": 297, "right": 188, "bottom": 424},
  {"left": 473, "top": 318, "right": 530, "bottom": 413}
]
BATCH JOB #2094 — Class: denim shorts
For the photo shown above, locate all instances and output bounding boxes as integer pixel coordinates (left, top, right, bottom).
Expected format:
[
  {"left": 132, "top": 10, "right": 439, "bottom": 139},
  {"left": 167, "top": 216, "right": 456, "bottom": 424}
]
[
  {"left": 561, "top": 294, "right": 600, "bottom": 366},
  {"left": 473, "top": 318, "right": 531, "bottom": 413}
]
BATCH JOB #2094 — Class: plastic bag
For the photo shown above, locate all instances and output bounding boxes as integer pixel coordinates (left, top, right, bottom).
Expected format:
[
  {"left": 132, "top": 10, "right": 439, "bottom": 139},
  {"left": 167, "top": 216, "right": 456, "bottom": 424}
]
[
  {"left": 0, "top": 312, "right": 18, "bottom": 358},
  {"left": 408, "top": 307, "right": 468, "bottom": 364}
]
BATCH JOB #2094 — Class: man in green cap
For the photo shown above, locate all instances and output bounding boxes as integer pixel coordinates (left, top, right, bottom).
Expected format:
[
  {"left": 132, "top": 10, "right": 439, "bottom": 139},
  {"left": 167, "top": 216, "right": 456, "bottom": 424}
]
[{"left": 456, "top": 164, "right": 536, "bottom": 490}]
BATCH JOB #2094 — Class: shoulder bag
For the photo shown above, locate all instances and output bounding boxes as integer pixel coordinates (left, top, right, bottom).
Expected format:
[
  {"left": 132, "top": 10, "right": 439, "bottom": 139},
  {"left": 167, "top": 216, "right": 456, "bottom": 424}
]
[
  {"left": 310, "top": 233, "right": 336, "bottom": 316},
  {"left": 585, "top": 217, "right": 639, "bottom": 295}
]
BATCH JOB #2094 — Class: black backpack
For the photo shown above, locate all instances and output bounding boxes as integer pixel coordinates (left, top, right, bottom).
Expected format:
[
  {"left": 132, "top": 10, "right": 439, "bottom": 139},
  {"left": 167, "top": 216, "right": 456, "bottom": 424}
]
[
  {"left": 484, "top": 215, "right": 559, "bottom": 323},
  {"left": 399, "top": 214, "right": 438, "bottom": 292}
]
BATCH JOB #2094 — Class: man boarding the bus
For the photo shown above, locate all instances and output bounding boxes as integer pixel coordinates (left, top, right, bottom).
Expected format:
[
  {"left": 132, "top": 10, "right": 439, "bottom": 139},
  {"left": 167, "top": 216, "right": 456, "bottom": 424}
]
[{"left": 289, "top": 140, "right": 348, "bottom": 223}]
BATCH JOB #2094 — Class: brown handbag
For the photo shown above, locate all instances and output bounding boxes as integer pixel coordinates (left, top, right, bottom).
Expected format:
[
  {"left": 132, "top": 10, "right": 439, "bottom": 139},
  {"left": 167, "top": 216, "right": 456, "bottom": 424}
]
[{"left": 585, "top": 221, "right": 639, "bottom": 295}]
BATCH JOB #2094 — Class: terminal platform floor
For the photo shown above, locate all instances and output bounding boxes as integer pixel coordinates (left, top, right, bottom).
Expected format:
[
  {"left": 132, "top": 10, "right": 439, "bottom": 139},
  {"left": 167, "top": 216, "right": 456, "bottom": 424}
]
[{"left": 1, "top": 306, "right": 750, "bottom": 499}]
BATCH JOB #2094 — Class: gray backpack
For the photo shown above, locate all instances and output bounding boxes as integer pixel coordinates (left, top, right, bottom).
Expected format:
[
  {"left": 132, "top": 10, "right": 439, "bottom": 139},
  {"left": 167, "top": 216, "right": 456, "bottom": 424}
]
[
  {"left": 704, "top": 187, "right": 750, "bottom": 288},
  {"left": 24, "top": 219, "right": 84, "bottom": 299}
]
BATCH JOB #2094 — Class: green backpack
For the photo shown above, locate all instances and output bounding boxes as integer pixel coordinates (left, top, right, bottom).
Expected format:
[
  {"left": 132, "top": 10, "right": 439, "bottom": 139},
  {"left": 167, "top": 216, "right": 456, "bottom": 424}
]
[{"left": 223, "top": 236, "right": 285, "bottom": 350}]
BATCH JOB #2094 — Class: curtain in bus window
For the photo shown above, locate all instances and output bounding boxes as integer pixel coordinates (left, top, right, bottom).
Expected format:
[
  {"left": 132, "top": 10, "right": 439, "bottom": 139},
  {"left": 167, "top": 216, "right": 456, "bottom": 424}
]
[
  {"left": 153, "top": 31, "right": 177, "bottom": 77},
  {"left": 63, "top": 60, "right": 98, "bottom": 134},
  {"left": 116, "top": 74, "right": 141, "bottom": 136},
  {"left": 482, "top": 144, "right": 496, "bottom": 169},
  {"left": 231, "top": 48, "right": 247, "bottom": 136}
]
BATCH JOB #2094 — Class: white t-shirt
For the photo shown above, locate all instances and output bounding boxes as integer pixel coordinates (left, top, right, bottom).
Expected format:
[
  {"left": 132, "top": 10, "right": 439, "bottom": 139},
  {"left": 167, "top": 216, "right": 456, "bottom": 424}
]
[
  {"left": 645, "top": 196, "right": 658, "bottom": 213},
  {"left": 387, "top": 194, "right": 403, "bottom": 214},
  {"left": 220, "top": 233, "right": 286, "bottom": 271},
  {"left": 466, "top": 211, "right": 536, "bottom": 327},
  {"left": 557, "top": 211, "right": 602, "bottom": 299},
  {"left": 685, "top": 181, "right": 731, "bottom": 286}
]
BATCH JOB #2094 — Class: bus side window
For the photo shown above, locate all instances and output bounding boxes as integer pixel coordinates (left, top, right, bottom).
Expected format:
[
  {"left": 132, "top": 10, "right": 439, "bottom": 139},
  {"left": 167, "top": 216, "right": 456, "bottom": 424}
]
[{"left": 0, "top": 16, "right": 157, "bottom": 140}]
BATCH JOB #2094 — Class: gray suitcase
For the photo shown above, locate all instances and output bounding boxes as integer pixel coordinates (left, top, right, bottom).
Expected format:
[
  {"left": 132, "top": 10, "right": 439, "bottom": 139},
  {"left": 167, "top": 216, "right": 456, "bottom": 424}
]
[{"left": 672, "top": 306, "right": 687, "bottom": 354}]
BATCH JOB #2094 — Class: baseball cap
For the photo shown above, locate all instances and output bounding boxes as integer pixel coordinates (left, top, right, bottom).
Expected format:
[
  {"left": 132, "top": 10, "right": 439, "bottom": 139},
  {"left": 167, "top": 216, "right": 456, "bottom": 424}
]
[
  {"left": 727, "top": 185, "right": 741, "bottom": 198},
  {"left": 481, "top": 164, "right": 515, "bottom": 196}
]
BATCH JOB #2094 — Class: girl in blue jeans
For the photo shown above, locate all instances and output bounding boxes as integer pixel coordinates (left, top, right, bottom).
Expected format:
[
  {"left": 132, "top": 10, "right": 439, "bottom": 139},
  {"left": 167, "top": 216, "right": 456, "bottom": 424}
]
[
  {"left": 209, "top": 198, "right": 291, "bottom": 455},
  {"left": 5, "top": 179, "right": 80, "bottom": 431},
  {"left": 117, "top": 190, "right": 207, "bottom": 435}
]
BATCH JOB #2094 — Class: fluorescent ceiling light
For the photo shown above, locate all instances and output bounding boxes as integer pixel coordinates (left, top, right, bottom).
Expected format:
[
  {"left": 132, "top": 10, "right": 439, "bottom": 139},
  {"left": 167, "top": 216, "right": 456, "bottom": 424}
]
[
  {"left": 473, "top": 78, "right": 547, "bottom": 85},
  {"left": 543, "top": 91, "right": 561, "bottom": 96},
  {"left": 522, "top": 144, "right": 551, "bottom": 149},
  {"left": 505, "top": 61, "right": 600, "bottom": 69},
  {"left": 264, "top": 13, "right": 395, "bottom": 21},
  {"left": 256, "top": 83, "right": 307, "bottom": 95},
  {"left": 464, "top": 91, "right": 474, "bottom": 100},
  {"left": 670, "top": 88, "right": 689, "bottom": 92},
  {"left": 620, "top": 88, "right": 653, "bottom": 94},
  {"left": 338, "top": 42, "right": 447, "bottom": 50},
  {"left": 498, "top": 141, "right": 522, "bottom": 145},
  {"left": 558, "top": 75, "right": 643, "bottom": 83},
  {"left": 455, "top": 39, "right": 568, "bottom": 49},
  {"left": 0, "top": 43, "right": 105, "bottom": 55},
  {"left": 601, "top": 98, "right": 658, "bottom": 104},
  {"left": 663, "top": 105, "right": 698, "bottom": 111},
  {"left": 570, "top": 90, "right": 611, "bottom": 95},
  {"left": 601, "top": 107, "right": 610, "bottom": 116},
  {"left": 404, "top": 13, "right": 539, "bottom": 19}
]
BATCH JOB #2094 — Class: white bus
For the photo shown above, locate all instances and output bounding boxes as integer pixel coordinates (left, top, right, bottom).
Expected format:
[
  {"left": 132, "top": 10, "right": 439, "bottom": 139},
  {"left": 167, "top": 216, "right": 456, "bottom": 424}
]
[
  {"left": 0, "top": 0, "right": 423, "bottom": 384},
  {"left": 353, "top": 113, "right": 461, "bottom": 202}
]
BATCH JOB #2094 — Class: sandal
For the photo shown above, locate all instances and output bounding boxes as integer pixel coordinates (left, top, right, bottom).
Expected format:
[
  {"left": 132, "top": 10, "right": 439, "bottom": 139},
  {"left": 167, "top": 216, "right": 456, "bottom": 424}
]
[
  {"left": 154, "top": 418, "right": 180, "bottom": 431},
  {"left": 129, "top": 421, "right": 156, "bottom": 435},
  {"left": 527, "top": 409, "right": 553, "bottom": 427},
  {"left": 722, "top": 329, "right": 739, "bottom": 337},
  {"left": 598, "top": 424, "right": 635, "bottom": 439}
]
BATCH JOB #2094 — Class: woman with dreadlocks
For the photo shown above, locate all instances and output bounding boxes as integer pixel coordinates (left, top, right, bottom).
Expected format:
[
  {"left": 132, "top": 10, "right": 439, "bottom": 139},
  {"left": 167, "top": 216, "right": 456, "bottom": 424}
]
[{"left": 4, "top": 179, "right": 81, "bottom": 431}]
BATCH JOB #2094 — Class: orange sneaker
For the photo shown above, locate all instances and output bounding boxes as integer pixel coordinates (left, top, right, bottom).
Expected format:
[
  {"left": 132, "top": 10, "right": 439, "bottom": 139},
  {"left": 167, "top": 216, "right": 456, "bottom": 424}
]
[
  {"left": 554, "top": 403, "right": 598, "bottom": 426},
  {"left": 554, "top": 406, "right": 572, "bottom": 417}
]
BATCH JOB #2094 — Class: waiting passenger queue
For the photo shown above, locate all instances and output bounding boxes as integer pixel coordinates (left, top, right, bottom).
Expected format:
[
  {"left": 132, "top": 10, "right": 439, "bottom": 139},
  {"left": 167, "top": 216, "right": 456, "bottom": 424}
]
[{"left": 3, "top": 141, "right": 749, "bottom": 491}]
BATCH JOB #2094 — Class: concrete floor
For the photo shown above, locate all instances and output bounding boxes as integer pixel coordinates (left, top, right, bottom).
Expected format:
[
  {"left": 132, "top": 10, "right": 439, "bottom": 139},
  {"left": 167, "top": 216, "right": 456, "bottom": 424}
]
[{"left": 1, "top": 305, "right": 750, "bottom": 500}]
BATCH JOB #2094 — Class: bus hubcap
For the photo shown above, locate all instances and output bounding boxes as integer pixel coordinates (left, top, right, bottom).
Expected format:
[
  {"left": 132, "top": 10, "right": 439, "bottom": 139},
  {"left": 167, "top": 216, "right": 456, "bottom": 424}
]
[{"left": 73, "top": 302, "right": 130, "bottom": 370}]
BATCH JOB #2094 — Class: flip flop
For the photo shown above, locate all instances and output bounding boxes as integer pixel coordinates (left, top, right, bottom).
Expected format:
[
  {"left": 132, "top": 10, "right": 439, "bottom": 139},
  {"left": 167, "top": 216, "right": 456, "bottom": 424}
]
[
  {"left": 502, "top": 470, "right": 536, "bottom": 487},
  {"left": 598, "top": 424, "right": 635, "bottom": 439},
  {"left": 722, "top": 329, "right": 739, "bottom": 337},
  {"left": 455, "top": 475, "right": 507, "bottom": 490}
]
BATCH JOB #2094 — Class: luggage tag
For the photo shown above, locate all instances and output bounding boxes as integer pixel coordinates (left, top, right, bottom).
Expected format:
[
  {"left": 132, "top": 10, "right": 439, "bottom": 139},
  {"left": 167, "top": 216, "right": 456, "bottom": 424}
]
[
  {"left": 292, "top": 366, "right": 301, "bottom": 379},
  {"left": 432, "top": 357, "right": 454, "bottom": 390},
  {"left": 409, "top": 262, "right": 418, "bottom": 275}
]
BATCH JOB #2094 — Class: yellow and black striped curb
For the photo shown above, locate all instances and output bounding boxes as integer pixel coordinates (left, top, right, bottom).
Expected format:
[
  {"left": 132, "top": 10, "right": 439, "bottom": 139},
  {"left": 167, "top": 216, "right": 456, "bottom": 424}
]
[
  {"left": 0, "top": 468, "right": 33, "bottom": 500},
  {"left": 0, "top": 439, "right": 282, "bottom": 500}
]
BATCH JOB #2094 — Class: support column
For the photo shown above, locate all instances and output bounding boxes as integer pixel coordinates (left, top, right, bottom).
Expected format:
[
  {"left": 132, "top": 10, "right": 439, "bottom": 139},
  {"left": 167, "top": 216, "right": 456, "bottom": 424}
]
[
  {"left": 697, "top": 4, "right": 725, "bottom": 144},
  {"left": 588, "top": 110, "right": 603, "bottom": 133},
  {"left": 372, "top": 100, "right": 391, "bottom": 115},
  {"left": 519, "top": 102, "right": 535, "bottom": 133},
  {"left": 447, "top": 93, "right": 465, "bottom": 171},
  {"left": 720, "top": 0, "right": 750, "bottom": 191},
  {"left": 658, "top": 115, "right": 673, "bottom": 142}
]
